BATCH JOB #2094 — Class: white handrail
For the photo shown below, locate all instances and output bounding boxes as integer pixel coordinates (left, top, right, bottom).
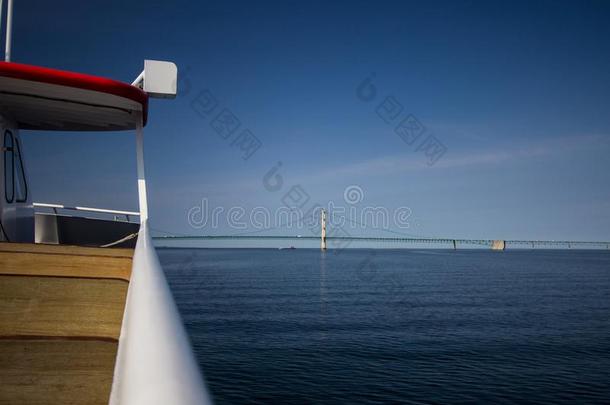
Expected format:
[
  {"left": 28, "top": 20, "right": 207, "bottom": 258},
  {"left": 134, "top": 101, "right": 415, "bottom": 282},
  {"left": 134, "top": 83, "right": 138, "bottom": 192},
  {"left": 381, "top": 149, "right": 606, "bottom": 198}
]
[
  {"left": 109, "top": 221, "right": 213, "bottom": 404},
  {"left": 33, "top": 202, "right": 140, "bottom": 217}
]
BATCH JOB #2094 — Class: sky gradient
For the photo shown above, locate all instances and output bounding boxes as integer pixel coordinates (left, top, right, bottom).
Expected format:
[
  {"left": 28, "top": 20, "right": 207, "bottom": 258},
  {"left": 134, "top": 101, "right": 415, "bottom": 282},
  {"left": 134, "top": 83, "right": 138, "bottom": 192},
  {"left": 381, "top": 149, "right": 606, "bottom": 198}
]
[{"left": 12, "top": 0, "right": 610, "bottom": 241}]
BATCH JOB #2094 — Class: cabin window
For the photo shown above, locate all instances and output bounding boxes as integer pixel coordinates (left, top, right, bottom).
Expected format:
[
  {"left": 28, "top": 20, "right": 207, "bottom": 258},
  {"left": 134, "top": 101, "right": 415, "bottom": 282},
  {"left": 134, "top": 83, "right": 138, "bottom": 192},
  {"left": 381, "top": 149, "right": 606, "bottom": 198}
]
[{"left": 4, "top": 131, "right": 14, "bottom": 203}]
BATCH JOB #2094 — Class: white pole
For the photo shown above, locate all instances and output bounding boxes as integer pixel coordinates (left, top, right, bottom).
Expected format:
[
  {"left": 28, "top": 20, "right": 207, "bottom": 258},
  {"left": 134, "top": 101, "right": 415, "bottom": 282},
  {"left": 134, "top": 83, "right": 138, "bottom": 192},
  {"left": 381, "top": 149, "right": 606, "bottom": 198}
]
[
  {"left": 5, "top": 0, "right": 12, "bottom": 62},
  {"left": 0, "top": 0, "right": 4, "bottom": 53},
  {"left": 135, "top": 112, "right": 148, "bottom": 222}
]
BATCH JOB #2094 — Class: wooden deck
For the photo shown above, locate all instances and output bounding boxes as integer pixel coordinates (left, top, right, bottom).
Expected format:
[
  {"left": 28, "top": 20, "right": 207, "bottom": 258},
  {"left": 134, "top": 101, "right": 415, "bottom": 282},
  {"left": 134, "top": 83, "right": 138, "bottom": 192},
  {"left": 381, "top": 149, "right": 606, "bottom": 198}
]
[{"left": 0, "top": 242, "right": 133, "bottom": 405}]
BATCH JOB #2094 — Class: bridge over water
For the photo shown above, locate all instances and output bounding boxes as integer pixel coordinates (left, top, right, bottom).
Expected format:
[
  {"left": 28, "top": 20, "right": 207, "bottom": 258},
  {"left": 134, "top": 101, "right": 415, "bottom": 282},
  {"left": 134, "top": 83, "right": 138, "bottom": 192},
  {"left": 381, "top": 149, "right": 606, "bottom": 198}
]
[
  {"left": 152, "top": 234, "right": 610, "bottom": 250},
  {"left": 152, "top": 209, "right": 610, "bottom": 250}
]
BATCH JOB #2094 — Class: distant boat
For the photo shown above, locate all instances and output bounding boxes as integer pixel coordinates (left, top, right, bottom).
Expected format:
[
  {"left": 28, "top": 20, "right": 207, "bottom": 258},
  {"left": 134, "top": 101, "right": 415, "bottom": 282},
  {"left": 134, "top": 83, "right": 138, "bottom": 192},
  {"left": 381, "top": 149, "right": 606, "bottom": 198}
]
[{"left": 279, "top": 246, "right": 296, "bottom": 250}]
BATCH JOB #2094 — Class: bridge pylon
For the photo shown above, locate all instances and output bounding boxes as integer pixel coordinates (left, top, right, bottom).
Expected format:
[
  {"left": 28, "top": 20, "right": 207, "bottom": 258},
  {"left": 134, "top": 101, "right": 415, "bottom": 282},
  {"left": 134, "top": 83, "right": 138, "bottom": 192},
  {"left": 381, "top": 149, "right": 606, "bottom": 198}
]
[
  {"left": 321, "top": 209, "right": 327, "bottom": 251},
  {"left": 491, "top": 240, "right": 506, "bottom": 251}
]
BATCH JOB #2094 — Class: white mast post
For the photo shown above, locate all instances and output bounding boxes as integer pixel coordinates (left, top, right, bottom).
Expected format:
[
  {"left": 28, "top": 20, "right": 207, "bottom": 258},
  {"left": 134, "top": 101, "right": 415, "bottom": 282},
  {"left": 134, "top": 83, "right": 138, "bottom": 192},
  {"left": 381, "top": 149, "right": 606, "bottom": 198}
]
[
  {"left": 5, "top": 0, "right": 13, "bottom": 62},
  {"left": 0, "top": 0, "right": 4, "bottom": 52},
  {"left": 135, "top": 112, "right": 148, "bottom": 222},
  {"left": 131, "top": 60, "right": 178, "bottom": 224}
]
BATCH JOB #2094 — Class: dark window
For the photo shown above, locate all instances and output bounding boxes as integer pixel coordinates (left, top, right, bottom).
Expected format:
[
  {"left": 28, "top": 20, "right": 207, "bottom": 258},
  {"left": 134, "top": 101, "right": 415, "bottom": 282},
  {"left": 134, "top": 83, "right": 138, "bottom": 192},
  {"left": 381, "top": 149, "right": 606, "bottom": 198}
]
[{"left": 4, "top": 130, "right": 14, "bottom": 203}]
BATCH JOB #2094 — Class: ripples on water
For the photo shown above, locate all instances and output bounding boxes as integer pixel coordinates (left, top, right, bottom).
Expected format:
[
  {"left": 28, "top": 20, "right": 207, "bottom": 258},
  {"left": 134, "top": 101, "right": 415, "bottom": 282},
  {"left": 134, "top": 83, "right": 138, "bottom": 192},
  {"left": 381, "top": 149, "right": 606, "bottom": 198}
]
[{"left": 158, "top": 249, "right": 610, "bottom": 404}]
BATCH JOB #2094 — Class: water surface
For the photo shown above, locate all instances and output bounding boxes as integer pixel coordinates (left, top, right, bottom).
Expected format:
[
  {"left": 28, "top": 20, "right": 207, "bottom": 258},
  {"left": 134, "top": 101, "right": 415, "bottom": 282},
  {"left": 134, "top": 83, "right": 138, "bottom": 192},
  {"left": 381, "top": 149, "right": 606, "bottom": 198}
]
[{"left": 159, "top": 249, "right": 610, "bottom": 404}]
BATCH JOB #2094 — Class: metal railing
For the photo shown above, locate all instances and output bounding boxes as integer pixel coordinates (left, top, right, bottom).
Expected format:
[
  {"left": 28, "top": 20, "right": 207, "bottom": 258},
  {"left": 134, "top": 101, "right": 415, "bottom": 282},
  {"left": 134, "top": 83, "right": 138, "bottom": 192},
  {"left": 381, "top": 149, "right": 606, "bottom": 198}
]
[{"left": 33, "top": 202, "right": 140, "bottom": 222}]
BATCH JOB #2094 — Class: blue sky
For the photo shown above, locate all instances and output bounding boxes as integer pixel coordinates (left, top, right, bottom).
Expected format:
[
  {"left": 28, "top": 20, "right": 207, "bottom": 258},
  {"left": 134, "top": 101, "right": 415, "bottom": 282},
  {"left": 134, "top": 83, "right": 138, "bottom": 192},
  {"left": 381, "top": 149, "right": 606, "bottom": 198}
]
[{"left": 13, "top": 0, "right": 610, "bottom": 241}]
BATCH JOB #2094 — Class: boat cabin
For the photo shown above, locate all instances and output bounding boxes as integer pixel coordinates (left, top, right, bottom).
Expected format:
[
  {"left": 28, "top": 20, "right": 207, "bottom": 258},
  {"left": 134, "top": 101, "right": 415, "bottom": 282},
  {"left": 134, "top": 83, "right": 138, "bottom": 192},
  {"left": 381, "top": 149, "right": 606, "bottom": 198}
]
[
  {"left": 0, "top": 44, "right": 210, "bottom": 404},
  {"left": 0, "top": 60, "right": 177, "bottom": 247}
]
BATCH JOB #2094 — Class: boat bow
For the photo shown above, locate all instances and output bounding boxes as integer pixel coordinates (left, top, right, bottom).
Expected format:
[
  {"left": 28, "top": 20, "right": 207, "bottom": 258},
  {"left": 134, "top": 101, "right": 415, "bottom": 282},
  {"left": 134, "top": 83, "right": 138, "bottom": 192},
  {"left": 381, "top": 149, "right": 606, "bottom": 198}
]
[{"left": 109, "top": 221, "right": 213, "bottom": 405}]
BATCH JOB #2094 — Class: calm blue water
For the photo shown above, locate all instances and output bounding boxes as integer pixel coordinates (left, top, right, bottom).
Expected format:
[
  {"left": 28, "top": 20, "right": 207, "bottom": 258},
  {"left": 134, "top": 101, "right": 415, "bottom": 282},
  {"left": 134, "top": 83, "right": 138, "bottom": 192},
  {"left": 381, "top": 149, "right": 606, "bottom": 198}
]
[{"left": 158, "top": 249, "right": 610, "bottom": 404}]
